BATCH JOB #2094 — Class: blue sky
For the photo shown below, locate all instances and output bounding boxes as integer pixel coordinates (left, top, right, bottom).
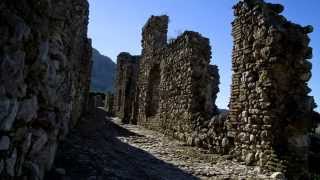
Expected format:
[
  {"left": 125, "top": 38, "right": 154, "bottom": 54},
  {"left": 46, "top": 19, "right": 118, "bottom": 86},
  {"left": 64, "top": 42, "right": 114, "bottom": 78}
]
[{"left": 88, "top": 0, "right": 320, "bottom": 111}]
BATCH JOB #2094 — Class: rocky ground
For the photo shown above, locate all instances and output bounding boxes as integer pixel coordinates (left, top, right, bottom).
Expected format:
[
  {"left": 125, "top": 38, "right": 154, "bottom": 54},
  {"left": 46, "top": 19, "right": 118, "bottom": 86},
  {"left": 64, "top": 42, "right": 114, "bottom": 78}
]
[{"left": 46, "top": 108, "right": 279, "bottom": 180}]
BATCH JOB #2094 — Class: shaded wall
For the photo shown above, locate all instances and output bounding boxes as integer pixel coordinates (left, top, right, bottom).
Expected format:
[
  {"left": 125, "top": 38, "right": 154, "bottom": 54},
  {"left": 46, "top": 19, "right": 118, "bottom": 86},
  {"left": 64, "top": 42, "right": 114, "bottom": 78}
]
[
  {"left": 0, "top": 0, "right": 91, "bottom": 179},
  {"left": 135, "top": 16, "right": 219, "bottom": 141},
  {"left": 226, "top": 0, "right": 315, "bottom": 178},
  {"left": 136, "top": 16, "right": 169, "bottom": 127},
  {"left": 113, "top": 53, "right": 140, "bottom": 123},
  {"left": 159, "top": 31, "right": 214, "bottom": 141}
]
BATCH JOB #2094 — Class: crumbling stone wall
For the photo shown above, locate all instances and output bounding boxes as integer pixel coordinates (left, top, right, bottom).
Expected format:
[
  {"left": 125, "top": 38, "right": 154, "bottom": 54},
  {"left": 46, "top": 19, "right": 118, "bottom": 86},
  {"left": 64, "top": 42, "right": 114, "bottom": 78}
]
[
  {"left": 110, "top": 15, "right": 224, "bottom": 152},
  {"left": 114, "top": 52, "right": 139, "bottom": 124},
  {"left": 134, "top": 16, "right": 220, "bottom": 143},
  {"left": 159, "top": 31, "right": 215, "bottom": 141},
  {"left": 0, "top": 0, "right": 91, "bottom": 179},
  {"left": 226, "top": 0, "right": 315, "bottom": 178},
  {"left": 136, "top": 16, "right": 168, "bottom": 127},
  {"left": 114, "top": 3, "right": 318, "bottom": 177}
]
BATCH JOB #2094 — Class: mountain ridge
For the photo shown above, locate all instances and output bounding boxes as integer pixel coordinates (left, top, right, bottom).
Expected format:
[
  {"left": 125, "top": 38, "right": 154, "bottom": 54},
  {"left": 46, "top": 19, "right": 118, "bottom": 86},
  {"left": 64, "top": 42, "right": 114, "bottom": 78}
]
[{"left": 90, "top": 48, "right": 116, "bottom": 93}]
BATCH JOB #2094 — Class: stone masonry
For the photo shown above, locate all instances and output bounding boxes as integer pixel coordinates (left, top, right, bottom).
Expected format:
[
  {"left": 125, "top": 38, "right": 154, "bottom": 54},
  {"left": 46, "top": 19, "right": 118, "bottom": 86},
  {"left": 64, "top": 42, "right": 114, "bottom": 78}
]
[
  {"left": 133, "top": 16, "right": 220, "bottom": 141},
  {"left": 113, "top": 15, "right": 222, "bottom": 148},
  {"left": 226, "top": 0, "right": 315, "bottom": 178},
  {"left": 113, "top": 52, "right": 140, "bottom": 124},
  {"left": 159, "top": 31, "right": 216, "bottom": 140},
  {"left": 112, "top": 15, "right": 229, "bottom": 153},
  {"left": 114, "top": 2, "right": 319, "bottom": 177},
  {"left": 0, "top": 0, "right": 91, "bottom": 179},
  {"left": 135, "top": 16, "right": 169, "bottom": 127}
]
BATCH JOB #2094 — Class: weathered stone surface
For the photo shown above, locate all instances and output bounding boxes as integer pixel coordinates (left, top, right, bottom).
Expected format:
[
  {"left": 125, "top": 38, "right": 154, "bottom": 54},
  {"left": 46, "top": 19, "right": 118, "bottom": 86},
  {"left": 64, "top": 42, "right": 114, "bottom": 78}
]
[
  {"left": 134, "top": 16, "right": 221, "bottom": 140},
  {"left": 6, "top": 149, "right": 17, "bottom": 177},
  {"left": 115, "top": 15, "right": 226, "bottom": 154},
  {"left": 0, "top": 0, "right": 91, "bottom": 179},
  {"left": 245, "top": 153, "right": 255, "bottom": 165},
  {"left": 112, "top": 2, "right": 318, "bottom": 179},
  {"left": 0, "top": 136, "right": 10, "bottom": 151},
  {"left": 16, "top": 96, "right": 38, "bottom": 123},
  {"left": 29, "top": 128, "right": 48, "bottom": 156},
  {"left": 135, "top": 15, "right": 169, "bottom": 128},
  {"left": 226, "top": 0, "right": 316, "bottom": 178},
  {"left": 0, "top": 98, "right": 18, "bottom": 131},
  {"left": 270, "top": 172, "right": 285, "bottom": 179}
]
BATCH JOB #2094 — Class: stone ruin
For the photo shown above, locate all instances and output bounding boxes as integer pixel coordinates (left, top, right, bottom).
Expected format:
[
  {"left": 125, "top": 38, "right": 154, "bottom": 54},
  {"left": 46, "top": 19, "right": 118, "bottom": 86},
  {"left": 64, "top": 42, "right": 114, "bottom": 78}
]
[
  {"left": 113, "top": 15, "right": 221, "bottom": 136},
  {"left": 0, "top": 0, "right": 91, "bottom": 179},
  {"left": 0, "top": 0, "right": 318, "bottom": 179},
  {"left": 226, "top": 0, "right": 315, "bottom": 177},
  {"left": 113, "top": 0, "right": 319, "bottom": 178},
  {"left": 130, "top": 15, "right": 229, "bottom": 154},
  {"left": 113, "top": 52, "right": 140, "bottom": 124},
  {"left": 136, "top": 16, "right": 220, "bottom": 135}
]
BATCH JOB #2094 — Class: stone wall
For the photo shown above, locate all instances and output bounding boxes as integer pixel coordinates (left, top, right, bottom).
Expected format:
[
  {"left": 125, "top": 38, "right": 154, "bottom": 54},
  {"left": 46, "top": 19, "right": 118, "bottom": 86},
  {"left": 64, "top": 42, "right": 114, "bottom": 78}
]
[
  {"left": 110, "top": 15, "right": 224, "bottom": 152},
  {"left": 109, "top": 16, "right": 225, "bottom": 154},
  {"left": 159, "top": 31, "right": 214, "bottom": 140},
  {"left": 133, "top": 16, "right": 221, "bottom": 144},
  {"left": 113, "top": 52, "right": 140, "bottom": 124},
  {"left": 113, "top": 3, "right": 318, "bottom": 177},
  {"left": 136, "top": 16, "right": 169, "bottom": 127},
  {"left": 226, "top": 0, "right": 315, "bottom": 178},
  {"left": 0, "top": 0, "right": 91, "bottom": 179}
]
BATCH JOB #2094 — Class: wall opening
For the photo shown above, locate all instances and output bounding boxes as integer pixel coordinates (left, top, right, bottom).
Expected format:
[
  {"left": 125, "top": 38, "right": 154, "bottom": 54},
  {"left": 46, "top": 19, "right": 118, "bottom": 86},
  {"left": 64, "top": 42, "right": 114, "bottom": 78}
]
[
  {"left": 124, "top": 77, "right": 133, "bottom": 121},
  {"left": 146, "top": 64, "right": 161, "bottom": 117}
]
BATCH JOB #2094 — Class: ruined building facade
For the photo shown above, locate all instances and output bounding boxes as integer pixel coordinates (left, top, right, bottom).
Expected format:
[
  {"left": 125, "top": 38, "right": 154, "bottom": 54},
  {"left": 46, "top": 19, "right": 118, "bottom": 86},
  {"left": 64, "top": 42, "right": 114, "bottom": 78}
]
[
  {"left": 114, "top": 0, "right": 318, "bottom": 178},
  {"left": 114, "top": 15, "right": 221, "bottom": 144},
  {"left": 0, "top": 0, "right": 92, "bottom": 179}
]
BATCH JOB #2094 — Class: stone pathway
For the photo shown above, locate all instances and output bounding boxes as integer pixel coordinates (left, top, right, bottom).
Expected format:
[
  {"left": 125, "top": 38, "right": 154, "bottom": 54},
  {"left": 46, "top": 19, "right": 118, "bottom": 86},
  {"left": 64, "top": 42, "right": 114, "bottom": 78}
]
[
  {"left": 116, "top": 120, "right": 272, "bottom": 180},
  {"left": 47, "top": 107, "right": 275, "bottom": 180}
]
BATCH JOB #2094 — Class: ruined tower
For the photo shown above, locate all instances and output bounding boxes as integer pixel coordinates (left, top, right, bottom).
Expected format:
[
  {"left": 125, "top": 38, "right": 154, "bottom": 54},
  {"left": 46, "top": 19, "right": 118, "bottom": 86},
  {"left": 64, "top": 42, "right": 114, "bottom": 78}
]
[
  {"left": 136, "top": 15, "right": 169, "bottom": 126},
  {"left": 226, "top": 0, "right": 315, "bottom": 178}
]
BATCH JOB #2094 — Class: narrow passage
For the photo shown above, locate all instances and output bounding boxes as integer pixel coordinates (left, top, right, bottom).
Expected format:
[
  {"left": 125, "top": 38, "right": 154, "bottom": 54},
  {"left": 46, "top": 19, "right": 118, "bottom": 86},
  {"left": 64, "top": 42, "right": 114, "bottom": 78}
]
[{"left": 47, "top": 108, "right": 270, "bottom": 180}]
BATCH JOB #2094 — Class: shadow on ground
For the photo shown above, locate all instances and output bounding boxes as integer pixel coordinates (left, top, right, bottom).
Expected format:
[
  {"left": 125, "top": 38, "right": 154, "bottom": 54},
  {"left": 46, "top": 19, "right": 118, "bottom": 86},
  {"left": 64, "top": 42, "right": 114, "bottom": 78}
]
[{"left": 46, "top": 108, "right": 199, "bottom": 180}]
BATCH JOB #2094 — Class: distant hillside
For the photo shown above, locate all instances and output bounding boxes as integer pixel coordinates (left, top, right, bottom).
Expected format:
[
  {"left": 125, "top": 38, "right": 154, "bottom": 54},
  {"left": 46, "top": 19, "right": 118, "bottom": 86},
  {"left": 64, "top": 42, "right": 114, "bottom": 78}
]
[{"left": 90, "top": 48, "right": 116, "bottom": 93}]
